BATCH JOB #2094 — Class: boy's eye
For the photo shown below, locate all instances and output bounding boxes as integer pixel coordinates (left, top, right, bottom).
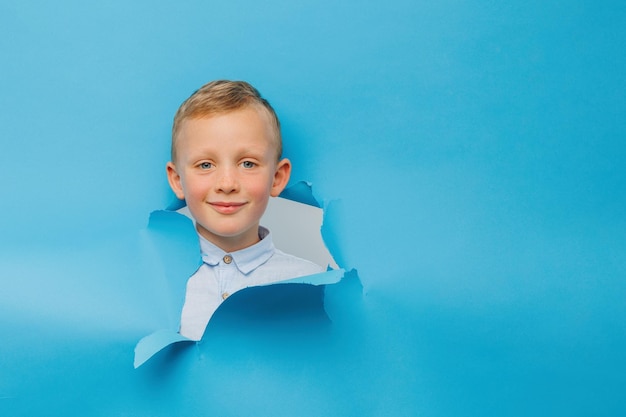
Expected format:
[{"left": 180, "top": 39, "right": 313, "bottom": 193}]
[
  {"left": 241, "top": 161, "right": 256, "bottom": 169},
  {"left": 199, "top": 162, "right": 213, "bottom": 169}
]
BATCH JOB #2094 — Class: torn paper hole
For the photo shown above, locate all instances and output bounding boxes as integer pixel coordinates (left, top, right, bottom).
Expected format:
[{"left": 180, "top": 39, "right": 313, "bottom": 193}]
[{"left": 134, "top": 182, "right": 345, "bottom": 368}]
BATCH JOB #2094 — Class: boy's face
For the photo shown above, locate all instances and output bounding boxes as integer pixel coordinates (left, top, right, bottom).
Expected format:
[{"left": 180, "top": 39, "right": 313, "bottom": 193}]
[{"left": 166, "top": 106, "right": 291, "bottom": 253}]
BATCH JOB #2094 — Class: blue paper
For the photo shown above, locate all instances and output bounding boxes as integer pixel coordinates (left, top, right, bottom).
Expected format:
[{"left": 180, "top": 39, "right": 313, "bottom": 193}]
[{"left": 2, "top": 1, "right": 626, "bottom": 416}]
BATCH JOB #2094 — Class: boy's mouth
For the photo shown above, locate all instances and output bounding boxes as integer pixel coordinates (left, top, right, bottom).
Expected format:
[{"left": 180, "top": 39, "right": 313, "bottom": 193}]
[{"left": 209, "top": 201, "right": 246, "bottom": 215}]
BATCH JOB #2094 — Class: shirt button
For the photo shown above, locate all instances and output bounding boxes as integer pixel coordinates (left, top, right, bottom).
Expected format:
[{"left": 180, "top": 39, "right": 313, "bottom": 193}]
[
  {"left": 223, "top": 255, "right": 233, "bottom": 264},
  {"left": 222, "top": 292, "right": 229, "bottom": 300}
]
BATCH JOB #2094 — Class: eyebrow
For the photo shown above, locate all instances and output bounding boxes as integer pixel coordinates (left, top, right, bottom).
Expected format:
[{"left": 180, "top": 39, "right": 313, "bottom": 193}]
[{"left": 185, "top": 145, "right": 271, "bottom": 162}]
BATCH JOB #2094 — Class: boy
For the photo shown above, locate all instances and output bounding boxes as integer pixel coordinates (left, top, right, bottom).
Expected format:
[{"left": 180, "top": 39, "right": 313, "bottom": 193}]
[{"left": 166, "top": 80, "right": 325, "bottom": 341}]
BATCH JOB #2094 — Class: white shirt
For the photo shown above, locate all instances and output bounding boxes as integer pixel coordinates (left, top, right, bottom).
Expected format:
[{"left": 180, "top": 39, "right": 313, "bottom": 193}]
[{"left": 179, "top": 226, "right": 325, "bottom": 340}]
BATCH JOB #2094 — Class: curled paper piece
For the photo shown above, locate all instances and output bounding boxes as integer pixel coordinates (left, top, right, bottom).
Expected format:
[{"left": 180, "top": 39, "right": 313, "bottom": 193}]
[
  {"left": 275, "top": 267, "right": 344, "bottom": 285},
  {"left": 134, "top": 330, "right": 193, "bottom": 368}
]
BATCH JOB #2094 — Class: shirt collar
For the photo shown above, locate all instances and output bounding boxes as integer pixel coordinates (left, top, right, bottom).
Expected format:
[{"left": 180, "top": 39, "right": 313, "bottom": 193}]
[{"left": 198, "top": 226, "right": 275, "bottom": 275}]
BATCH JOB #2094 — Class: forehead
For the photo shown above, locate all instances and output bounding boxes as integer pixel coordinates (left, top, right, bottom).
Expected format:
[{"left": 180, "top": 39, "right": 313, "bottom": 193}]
[{"left": 176, "top": 106, "right": 279, "bottom": 155}]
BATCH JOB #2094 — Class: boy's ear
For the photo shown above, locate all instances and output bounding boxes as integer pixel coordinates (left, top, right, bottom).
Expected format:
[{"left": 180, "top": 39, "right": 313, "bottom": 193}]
[
  {"left": 270, "top": 158, "right": 292, "bottom": 197},
  {"left": 166, "top": 162, "right": 186, "bottom": 200}
]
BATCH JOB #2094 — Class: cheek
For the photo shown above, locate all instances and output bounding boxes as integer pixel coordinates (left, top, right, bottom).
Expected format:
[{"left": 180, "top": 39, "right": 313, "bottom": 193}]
[
  {"left": 182, "top": 176, "right": 209, "bottom": 201},
  {"left": 246, "top": 176, "right": 274, "bottom": 200}
]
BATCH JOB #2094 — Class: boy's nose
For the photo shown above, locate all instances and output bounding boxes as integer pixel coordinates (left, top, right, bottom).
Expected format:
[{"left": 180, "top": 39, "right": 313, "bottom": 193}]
[{"left": 215, "top": 168, "right": 239, "bottom": 193}]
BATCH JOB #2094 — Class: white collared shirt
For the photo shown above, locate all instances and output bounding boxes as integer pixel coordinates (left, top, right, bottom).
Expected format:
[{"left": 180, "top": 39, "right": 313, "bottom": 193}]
[{"left": 179, "top": 226, "right": 325, "bottom": 340}]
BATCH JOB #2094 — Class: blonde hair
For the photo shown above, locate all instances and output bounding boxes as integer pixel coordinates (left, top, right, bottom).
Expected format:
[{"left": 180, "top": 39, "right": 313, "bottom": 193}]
[{"left": 171, "top": 80, "right": 282, "bottom": 162}]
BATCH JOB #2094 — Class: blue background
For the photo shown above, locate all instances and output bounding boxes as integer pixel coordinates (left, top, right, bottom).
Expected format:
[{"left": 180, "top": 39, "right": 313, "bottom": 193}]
[{"left": 1, "top": 1, "right": 625, "bottom": 415}]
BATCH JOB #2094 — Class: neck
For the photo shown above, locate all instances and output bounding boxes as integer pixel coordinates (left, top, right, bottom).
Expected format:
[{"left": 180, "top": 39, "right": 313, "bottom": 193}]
[{"left": 197, "top": 226, "right": 261, "bottom": 253}]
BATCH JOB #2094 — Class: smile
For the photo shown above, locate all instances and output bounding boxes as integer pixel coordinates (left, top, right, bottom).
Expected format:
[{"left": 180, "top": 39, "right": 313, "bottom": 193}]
[{"left": 209, "top": 202, "right": 246, "bottom": 215}]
